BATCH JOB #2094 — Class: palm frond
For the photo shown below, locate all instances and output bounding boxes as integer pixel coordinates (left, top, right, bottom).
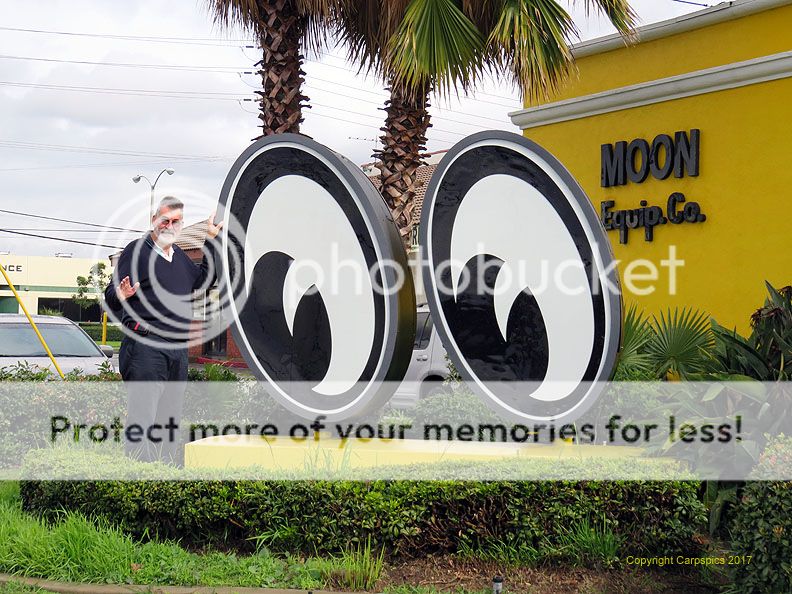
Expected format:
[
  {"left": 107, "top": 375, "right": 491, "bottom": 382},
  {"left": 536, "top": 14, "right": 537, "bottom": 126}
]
[
  {"left": 646, "top": 307, "right": 714, "bottom": 380},
  {"left": 486, "top": 0, "right": 577, "bottom": 100},
  {"left": 575, "top": 0, "right": 638, "bottom": 37},
  {"left": 206, "top": 0, "right": 262, "bottom": 33},
  {"left": 386, "top": 0, "right": 486, "bottom": 97},
  {"left": 336, "top": 0, "right": 410, "bottom": 76},
  {"left": 207, "top": 0, "right": 338, "bottom": 57},
  {"left": 615, "top": 303, "right": 653, "bottom": 377}
]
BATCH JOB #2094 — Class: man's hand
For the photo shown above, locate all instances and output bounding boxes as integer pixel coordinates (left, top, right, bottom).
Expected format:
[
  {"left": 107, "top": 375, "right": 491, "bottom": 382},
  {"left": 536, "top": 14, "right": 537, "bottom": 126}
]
[
  {"left": 115, "top": 276, "right": 140, "bottom": 302},
  {"left": 206, "top": 211, "right": 224, "bottom": 239}
]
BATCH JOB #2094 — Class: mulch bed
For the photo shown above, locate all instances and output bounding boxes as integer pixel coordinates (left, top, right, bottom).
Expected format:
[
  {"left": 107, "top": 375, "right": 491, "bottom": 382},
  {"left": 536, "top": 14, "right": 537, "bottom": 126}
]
[{"left": 379, "top": 555, "right": 717, "bottom": 593}]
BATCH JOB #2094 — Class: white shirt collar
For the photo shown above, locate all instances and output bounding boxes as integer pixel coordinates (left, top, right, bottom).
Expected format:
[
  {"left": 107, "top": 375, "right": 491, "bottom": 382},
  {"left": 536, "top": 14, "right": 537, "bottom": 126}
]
[{"left": 152, "top": 240, "right": 174, "bottom": 262}]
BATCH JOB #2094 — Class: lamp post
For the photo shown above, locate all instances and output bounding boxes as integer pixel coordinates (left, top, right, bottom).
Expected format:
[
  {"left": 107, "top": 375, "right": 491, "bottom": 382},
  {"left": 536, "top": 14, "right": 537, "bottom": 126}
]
[{"left": 132, "top": 168, "right": 174, "bottom": 223}]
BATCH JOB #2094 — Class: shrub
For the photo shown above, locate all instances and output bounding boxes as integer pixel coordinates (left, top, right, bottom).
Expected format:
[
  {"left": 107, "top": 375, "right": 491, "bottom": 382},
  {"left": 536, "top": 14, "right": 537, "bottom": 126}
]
[
  {"left": 187, "top": 364, "right": 241, "bottom": 382},
  {"left": 79, "top": 323, "right": 124, "bottom": 342},
  {"left": 412, "top": 386, "right": 503, "bottom": 428},
  {"left": 0, "top": 362, "right": 292, "bottom": 468},
  {"left": 729, "top": 435, "right": 792, "bottom": 593},
  {"left": 19, "top": 450, "right": 706, "bottom": 561},
  {"left": 709, "top": 283, "right": 792, "bottom": 381}
]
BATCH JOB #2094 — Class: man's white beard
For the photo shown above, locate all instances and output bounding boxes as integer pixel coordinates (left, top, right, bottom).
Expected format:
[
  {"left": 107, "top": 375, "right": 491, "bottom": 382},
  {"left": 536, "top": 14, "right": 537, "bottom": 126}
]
[{"left": 157, "top": 230, "right": 176, "bottom": 247}]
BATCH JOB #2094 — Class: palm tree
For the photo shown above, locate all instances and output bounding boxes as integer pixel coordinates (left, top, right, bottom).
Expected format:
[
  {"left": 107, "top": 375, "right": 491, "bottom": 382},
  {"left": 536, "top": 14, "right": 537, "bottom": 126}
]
[
  {"left": 339, "top": 0, "right": 637, "bottom": 247},
  {"left": 207, "top": 0, "right": 341, "bottom": 137}
]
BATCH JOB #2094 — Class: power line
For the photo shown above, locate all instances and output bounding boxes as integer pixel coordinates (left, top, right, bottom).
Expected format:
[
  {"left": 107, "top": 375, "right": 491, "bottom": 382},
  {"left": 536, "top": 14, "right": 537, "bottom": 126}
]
[
  {"left": 0, "top": 208, "right": 143, "bottom": 232},
  {"left": 310, "top": 101, "right": 469, "bottom": 137},
  {"left": 0, "top": 229, "right": 126, "bottom": 250},
  {"left": 0, "top": 52, "right": 519, "bottom": 110},
  {"left": 0, "top": 80, "right": 249, "bottom": 101},
  {"left": 299, "top": 53, "right": 521, "bottom": 104},
  {"left": 0, "top": 26, "right": 249, "bottom": 47},
  {"left": 305, "top": 73, "right": 518, "bottom": 109},
  {"left": 3, "top": 76, "right": 494, "bottom": 137},
  {"left": 0, "top": 54, "right": 248, "bottom": 73},
  {"left": 2, "top": 228, "right": 141, "bottom": 233},
  {"left": 0, "top": 26, "right": 521, "bottom": 103},
  {"left": 0, "top": 159, "right": 229, "bottom": 173},
  {"left": 0, "top": 140, "right": 226, "bottom": 161},
  {"left": 242, "top": 105, "right": 452, "bottom": 149},
  {"left": 306, "top": 81, "right": 511, "bottom": 127},
  {"left": 237, "top": 98, "right": 473, "bottom": 140}
]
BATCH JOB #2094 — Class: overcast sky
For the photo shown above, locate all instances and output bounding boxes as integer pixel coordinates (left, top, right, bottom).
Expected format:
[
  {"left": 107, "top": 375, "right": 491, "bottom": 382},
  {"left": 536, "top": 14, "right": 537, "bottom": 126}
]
[{"left": 0, "top": 0, "right": 702, "bottom": 260}]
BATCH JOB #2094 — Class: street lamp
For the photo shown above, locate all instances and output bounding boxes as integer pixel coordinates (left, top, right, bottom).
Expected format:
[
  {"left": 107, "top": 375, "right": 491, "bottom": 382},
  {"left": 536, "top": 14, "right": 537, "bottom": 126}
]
[{"left": 132, "top": 168, "right": 175, "bottom": 223}]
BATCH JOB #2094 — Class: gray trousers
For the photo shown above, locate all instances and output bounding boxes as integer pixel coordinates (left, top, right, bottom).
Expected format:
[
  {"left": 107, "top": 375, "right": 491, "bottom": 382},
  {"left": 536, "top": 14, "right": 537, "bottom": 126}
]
[{"left": 119, "top": 336, "right": 188, "bottom": 464}]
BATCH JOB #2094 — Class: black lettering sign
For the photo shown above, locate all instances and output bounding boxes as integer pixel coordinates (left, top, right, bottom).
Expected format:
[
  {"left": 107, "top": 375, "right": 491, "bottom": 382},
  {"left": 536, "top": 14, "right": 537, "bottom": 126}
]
[
  {"left": 600, "top": 193, "right": 706, "bottom": 244},
  {"left": 601, "top": 130, "right": 700, "bottom": 187},
  {"left": 600, "top": 141, "right": 626, "bottom": 187}
]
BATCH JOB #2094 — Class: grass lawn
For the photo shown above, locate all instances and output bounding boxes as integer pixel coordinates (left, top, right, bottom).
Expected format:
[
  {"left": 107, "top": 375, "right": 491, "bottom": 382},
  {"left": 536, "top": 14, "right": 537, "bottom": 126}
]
[
  {"left": 0, "top": 481, "right": 18, "bottom": 506},
  {"left": 0, "top": 582, "right": 54, "bottom": 594}
]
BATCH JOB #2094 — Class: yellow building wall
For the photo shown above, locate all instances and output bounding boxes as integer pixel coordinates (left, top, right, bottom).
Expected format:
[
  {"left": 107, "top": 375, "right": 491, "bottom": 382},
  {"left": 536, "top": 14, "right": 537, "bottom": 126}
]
[
  {"left": 0, "top": 256, "right": 111, "bottom": 314},
  {"left": 523, "top": 7, "right": 792, "bottom": 332},
  {"left": 539, "top": 3, "right": 792, "bottom": 102}
]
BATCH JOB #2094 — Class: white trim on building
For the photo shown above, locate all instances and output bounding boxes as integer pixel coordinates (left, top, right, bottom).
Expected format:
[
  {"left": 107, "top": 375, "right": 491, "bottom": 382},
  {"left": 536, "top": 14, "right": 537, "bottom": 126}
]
[
  {"left": 572, "top": 0, "right": 792, "bottom": 58},
  {"left": 509, "top": 51, "right": 792, "bottom": 129}
]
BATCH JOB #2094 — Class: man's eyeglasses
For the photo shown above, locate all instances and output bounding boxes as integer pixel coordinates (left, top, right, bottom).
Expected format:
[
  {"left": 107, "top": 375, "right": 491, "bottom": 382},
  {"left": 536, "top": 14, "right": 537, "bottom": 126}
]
[{"left": 156, "top": 217, "right": 183, "bottom": 229}]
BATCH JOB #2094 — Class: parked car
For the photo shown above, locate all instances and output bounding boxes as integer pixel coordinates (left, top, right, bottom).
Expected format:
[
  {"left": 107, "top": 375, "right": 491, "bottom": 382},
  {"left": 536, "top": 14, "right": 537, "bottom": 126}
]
[
  {"left": 391, "top": 305, "right": 450, "bottom": 408},
  {"left": 0, "top": 314, "right": 115, "bottom": 376}
]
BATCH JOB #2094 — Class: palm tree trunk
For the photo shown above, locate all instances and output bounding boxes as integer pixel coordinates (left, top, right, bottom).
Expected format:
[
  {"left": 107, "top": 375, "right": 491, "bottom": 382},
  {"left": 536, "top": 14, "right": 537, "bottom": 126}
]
[
  {"left": 375, "top": 81, "right": 432, "bottom": 249},
  {"left": 253, "top": 0, "right": 309, "bottom": 137}
]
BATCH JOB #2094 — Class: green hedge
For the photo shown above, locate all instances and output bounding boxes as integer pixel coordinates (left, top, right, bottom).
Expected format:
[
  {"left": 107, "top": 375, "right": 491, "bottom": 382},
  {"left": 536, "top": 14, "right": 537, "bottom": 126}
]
[
  {"left": 20, "top": 451, "right": 706, "bottom": 560},
  {"left": 730, "top": 436, "right": 792, "bottom": 593},
  {"left": 79, "top": 323, "right": 124, "bottom": 342}
]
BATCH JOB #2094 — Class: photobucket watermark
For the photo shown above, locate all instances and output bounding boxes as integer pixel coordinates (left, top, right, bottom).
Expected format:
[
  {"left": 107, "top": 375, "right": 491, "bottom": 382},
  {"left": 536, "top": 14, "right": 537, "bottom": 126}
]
[
  {"left": 272, "top": 242, "right": 686, "bottom": 301},
  {"left": 92, "top": 194, "right": 686, "bottom": 352}
]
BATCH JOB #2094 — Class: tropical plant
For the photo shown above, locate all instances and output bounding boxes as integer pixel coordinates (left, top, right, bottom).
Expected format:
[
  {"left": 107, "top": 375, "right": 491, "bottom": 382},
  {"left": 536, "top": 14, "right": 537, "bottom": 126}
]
[
  {"left": 614, "top": 303, "right": 653, "bottom": 378},
  {"left": 207, "top": 0, "right": 344, "bottom": 138},
  {"left": 728, "top": 435, "right": 792, "bottom": 594},
  {"left": 705, "top": 283, "right": 791, "bottom": 381},
  {"left": 338, "top": 0, "right": 637, "bottom": 245},
  {"left": 645, "top": 307, "right": 714, "bottom": 380},
  {"left": 321, "top": 536, "right": 385, "bottom": 591},
  {"left": 557, "top": 515, "right": 623, "bottom": 569},
  {"left": 747, "top": 282, "right": 791, "bottom": 380}
]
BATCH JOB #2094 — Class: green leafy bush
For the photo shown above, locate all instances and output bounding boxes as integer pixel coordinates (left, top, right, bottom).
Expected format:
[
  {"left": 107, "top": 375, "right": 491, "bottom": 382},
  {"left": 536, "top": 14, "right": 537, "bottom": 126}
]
[
  {"left": 709, "top": 283, "right": 792, "bottom": 381},
  {"left": 729, "top": 435, "right": 792, "bottom": 593},
  {"left": 187, "top": 363, "right": 241, "bottom": 382},
  {"left": 79, "top": 323, "right": 124, "bottom": 342},
  {"left": 19, "top": 450, "right": 706, "bottom": 561},
  {"left": 0, "top": 367, "right": 285, "bottom": 468},
  {"left": 411, "top": 386, "right": 503, "bottom": 430}
]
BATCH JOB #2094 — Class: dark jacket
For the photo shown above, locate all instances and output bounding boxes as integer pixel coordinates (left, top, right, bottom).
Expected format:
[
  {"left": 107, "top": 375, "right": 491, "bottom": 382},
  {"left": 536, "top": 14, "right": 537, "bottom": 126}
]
[{"left": 104, "top": 234, "right": 219, "bottom": 341}]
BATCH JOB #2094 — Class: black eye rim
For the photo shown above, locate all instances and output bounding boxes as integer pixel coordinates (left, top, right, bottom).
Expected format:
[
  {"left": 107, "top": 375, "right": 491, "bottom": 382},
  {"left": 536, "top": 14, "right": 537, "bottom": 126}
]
[
  {"left": 419, "top": 130, "right": 623, "bottom": 424},
  {"left": 216, "top": 133, "right": 417, "bottom": 421}
]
